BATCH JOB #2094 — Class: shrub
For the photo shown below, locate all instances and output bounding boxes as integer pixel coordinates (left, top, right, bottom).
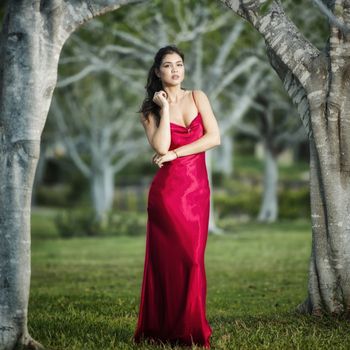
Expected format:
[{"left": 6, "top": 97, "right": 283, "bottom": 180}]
[
  {"left": 214, "top": 189, "right": 261, "bottom": 219},
  {"left": 54, "top": 208, "right": 146, "bottom": 238},
  {"left": 35, "top": 184, "right": 71, "bottom": 207},
  {"left": 278, "top": 187, "right": 310, "bottom": 219},
  {"left": 214, "top": 178, "right": 310, "bottom": 220}
]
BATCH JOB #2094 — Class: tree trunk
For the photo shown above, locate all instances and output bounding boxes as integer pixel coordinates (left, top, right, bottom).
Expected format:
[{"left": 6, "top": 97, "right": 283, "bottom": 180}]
[
  {"left": 0, "top": 1, "right": 142, "bottom": 348},
  {"left": 297, "top": 138, "right": 350, "bottom": 316},
  {"left": 0, "top": 2, "right": 58, "bottom": 347},
  {"left": 206, "top": 151, "right": 224, "bottom": 234},
  {"left": 0, "top": 138, "right": 43, "bottom": 350},
  {"left": 219, "top": 0, "right": 350, "bottom": 316},
  {"left": 214, "top": 134, "right": 233, "bottom": 177},
  {"left": 90, "top": 165, "right": 115, "bottom": 222},
  {"left": 257, "top": 143, "right": 278, "bottom": 223}
]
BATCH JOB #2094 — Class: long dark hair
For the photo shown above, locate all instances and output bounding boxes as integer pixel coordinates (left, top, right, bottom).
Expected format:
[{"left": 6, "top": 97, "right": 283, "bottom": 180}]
[{"left": 139, "top": 45, "right": 186, "bottom": 126}]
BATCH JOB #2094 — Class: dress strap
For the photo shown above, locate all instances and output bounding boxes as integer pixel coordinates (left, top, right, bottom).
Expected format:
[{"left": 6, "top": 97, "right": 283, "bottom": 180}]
[{"left": 192, "top": 90, "right": 198, "bottom": 111}]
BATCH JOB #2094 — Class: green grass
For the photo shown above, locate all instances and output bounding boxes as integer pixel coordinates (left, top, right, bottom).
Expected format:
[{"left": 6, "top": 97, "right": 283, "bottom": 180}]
[{"left": 28, "top": 213, "right": 350, "bottom": 350}]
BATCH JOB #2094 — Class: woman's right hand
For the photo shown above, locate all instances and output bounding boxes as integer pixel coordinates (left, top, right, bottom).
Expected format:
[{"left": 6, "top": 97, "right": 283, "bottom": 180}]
[{"left": 153, "top": 90, "right": 169, "bottom": 110}]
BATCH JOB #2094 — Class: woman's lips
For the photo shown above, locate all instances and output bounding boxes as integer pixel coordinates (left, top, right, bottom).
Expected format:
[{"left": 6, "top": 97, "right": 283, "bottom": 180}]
[{"left": 172, "top": 75, "right": 179, "bottom": 79}]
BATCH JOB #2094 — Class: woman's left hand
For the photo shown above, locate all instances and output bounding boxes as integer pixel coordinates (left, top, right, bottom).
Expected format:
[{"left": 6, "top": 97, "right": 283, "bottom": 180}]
[{"left": 152, "top": 151, "right": 177, "bottom": 168}]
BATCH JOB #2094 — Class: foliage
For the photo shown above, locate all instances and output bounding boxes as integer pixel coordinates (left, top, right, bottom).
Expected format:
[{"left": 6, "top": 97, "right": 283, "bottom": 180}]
[
  {"left": 214, "top": 178, "right": 310, "bottom": 220},
  {"left": 214, "top": 188, "right": 261, "bottom": 219},
  {"left": 54, "top": 208, "right": 146, "bottom": 238},
  {"left": 35, "top": 185, "right": 72, "bottom": 208},
  {"left": 279, "top": 187, "right": 310, "bottom": 219}
]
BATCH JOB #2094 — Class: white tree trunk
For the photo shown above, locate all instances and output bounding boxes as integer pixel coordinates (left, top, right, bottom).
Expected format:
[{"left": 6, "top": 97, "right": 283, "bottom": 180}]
[
  {"left": 257, "top": 143, "right": 278, "bottom": 222},
  {"left": 214, "top": 134, "right": 233, "bottom": 176},
  {"left": 0, "top": 140, "right": 42, "bottom": 350},
  {"left": 0, "top": 1, "right": 143, "bottom": 349},
  {"left": 90, "top": 165, "right": 115, "bottom": 221},
  {"left": 206, "top": 150, "right": 224, "bottom": 234}
]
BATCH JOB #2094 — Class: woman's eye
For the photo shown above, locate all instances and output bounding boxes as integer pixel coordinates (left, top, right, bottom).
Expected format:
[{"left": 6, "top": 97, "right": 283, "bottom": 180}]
[{"left": 164, "top": 64, "right": 182, "bottom": 67}]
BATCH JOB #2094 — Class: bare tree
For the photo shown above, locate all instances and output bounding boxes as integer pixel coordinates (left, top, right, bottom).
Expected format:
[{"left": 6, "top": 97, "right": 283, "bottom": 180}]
[
  {"left": 0, "top": 1, "right": 144, "bottom": 349},
  {"left": 219, "top": 0, "right": 350, "bottom": 316},
  {"left": 51, "top": 79, "right": 146, "bottom": 221},
  {"left": 61, "top": 0, "right": 271, "bottom": 234},
  {"left": 235, "top": 83, "right": 307, "bottom": 223},
  {"left": 212, "top": 48, "right": 271, "bottom": 177}
]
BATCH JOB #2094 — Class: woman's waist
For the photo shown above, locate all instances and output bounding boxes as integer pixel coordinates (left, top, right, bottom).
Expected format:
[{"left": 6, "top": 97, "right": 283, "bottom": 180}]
[
  {"left": 164, "top": 153, "right": 207, "bottom": 169},
  {"left": 152, "top": 155, "right": 208, "bottom": 177}
]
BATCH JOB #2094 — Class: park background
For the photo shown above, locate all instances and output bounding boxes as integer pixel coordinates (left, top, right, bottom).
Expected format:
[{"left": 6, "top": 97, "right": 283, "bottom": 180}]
[{"left": 1, "top": 0, "right": 350, "bottom": 349}]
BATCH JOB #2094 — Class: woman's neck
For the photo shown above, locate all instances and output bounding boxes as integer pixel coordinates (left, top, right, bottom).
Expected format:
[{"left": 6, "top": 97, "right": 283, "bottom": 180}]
[{"left": 164, "top": 86, "right": 185, "bottom": 104}]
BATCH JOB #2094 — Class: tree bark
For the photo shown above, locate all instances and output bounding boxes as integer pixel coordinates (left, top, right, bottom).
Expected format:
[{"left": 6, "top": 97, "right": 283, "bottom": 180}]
[
  {"left": 0, "top": 1, "right": 144, "bottom": 349},
  {"left": 219, "top": 0, "right": 350, "bottom": 316},
  {"left": 296, "top": 138, "right": 350, "bottom": 316}
]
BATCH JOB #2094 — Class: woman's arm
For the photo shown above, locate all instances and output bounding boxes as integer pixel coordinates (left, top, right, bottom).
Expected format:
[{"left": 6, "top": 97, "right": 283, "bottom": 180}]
[
  {"left": 150, "top": 106, "right": 171, "bottom": 155},
  {"left": 141, "top": 105, "right": 171, "bottom": 155},
  {"left": 173, "top": 90, "right": 221, "bottom": 157}
]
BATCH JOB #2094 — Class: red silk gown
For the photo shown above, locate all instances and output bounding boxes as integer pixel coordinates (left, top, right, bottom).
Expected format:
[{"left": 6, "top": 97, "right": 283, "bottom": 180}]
[{"left": 133, "top": 90, "right": 212, "bottom": 348}]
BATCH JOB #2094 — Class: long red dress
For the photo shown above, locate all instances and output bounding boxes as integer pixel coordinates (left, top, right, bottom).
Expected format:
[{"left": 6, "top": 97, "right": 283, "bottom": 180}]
[{"left": 133, "top": 90, "right": 212, "bottom": 348}]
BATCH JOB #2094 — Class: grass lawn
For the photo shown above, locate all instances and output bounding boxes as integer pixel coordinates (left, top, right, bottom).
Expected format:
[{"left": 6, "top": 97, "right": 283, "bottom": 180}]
[{"left": 29, "top": 212, "right": 350, "bottom": 350}]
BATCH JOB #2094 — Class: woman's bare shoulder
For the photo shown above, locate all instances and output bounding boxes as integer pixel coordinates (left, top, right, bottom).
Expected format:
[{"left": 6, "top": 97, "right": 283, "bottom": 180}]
[{"left": 192, "top": 89, "right": 208, "bottom": 99}]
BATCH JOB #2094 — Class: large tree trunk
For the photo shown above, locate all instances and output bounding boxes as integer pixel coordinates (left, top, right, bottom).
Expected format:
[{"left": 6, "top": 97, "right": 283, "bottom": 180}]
[
  {"left": 219, "top": 0, "right": 350, "bottom": 316},
  {"left": 0, "top": 2, "right": 59, "bottom": 348},
  {"left": 0, "top": 140, "right": 42, "bottom": 350},
  {"left": 297, "top": 138, "right": 350, "bottom": 316},
  {"left": 0, "top": 1, "right": 142, "bottom": 349}
]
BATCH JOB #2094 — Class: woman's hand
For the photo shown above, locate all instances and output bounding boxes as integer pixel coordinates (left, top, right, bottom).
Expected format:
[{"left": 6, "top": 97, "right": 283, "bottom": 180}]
[
  {"left": 152, "top": 150, "right": 177, "bottom": 167},
  {"left": 153, "top": 90, "right": 169, "bottom": 110}
]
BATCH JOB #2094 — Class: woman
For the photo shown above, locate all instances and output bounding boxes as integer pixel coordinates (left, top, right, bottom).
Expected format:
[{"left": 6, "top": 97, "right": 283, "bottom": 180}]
[{"left": 133, "top": 45, "right": 221, "bottom": 349}]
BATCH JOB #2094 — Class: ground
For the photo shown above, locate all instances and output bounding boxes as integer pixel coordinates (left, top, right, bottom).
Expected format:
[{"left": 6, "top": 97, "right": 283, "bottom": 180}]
[{"left": 29, "top": 212, "right": 350, "bottom": 349}]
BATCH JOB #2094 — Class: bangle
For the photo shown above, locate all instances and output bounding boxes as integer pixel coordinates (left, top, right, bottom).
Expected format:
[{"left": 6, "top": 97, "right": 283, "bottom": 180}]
[{"left": 173, "top": 150, "right": 179, "bottom": 158}]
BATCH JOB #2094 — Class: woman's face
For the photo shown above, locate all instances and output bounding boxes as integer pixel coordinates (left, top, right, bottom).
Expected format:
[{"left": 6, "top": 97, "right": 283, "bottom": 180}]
[{"left": 157, "top": 52, "right": 185, "bottom": 86}]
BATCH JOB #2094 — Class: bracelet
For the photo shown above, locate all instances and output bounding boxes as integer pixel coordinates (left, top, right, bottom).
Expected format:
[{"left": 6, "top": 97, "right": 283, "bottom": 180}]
[{"left": 173, "top": 150, "right": 179, "bottom": 158}]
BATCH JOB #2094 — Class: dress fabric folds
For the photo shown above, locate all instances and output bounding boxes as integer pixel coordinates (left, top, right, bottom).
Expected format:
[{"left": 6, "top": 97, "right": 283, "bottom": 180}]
[{"left": 133, "top": 91, "right": 212, "bottom": 349}]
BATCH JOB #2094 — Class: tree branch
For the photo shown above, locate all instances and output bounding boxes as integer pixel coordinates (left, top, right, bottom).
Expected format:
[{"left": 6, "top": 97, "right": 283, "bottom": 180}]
[
  {"left": 61, "top": 0, "right": 147, "bottom": 36},
  {"left": 313, "top": 0, "right": 350, "bottom": 34},
  {"left": 50, "top": 98, "right": 91, "bottom": 177},
  {"left": 219, "top": 0, "right": 321, "bottom": 90}
]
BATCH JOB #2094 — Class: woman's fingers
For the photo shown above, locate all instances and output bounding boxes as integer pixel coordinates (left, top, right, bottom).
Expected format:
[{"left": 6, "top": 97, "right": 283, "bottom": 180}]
[{"left": 152, "top": 153, "right": 162, "bottom": 167}]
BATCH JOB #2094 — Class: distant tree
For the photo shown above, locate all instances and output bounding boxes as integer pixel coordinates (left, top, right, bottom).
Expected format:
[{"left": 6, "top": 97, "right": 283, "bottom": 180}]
[
  {"left": 61, "top": 0, "right": 271, "bottom": 233},
  {"left": 51, "top": 79, "right": 146, "bottom": 221},
  {"left": 236, "top": 81, "right": 307, "bottom": 222}
]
